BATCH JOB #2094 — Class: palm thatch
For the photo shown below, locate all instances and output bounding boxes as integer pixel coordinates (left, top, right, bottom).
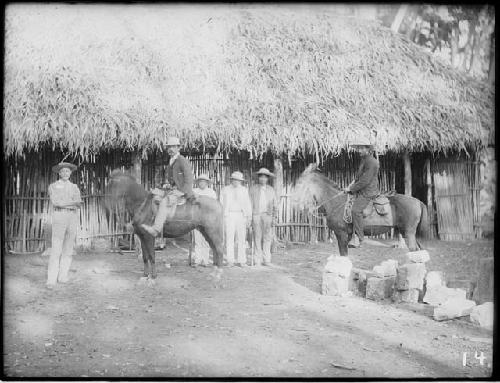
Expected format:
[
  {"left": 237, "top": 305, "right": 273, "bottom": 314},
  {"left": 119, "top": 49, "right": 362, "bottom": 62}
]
[{"left": 4, "top": 4, "right": 494, "bottom": 159}]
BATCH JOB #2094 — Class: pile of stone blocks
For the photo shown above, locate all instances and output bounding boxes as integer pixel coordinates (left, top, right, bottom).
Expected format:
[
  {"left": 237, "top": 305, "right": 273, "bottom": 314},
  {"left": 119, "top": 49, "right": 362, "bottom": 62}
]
[
  {"left": 321, "top": 256, "right": 353, "bottom": 296},
  {"left": 391, "top": 250, "right": 429, "bottom": 303},
  {"left": 326, "top": 251, "right": 493, "bottom": 331}
]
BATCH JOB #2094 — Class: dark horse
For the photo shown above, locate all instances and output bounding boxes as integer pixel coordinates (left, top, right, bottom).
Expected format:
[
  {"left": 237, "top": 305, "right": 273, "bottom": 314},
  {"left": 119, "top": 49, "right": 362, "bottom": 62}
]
[
  {"left": 106, "top": 171, "right": 224, "bottom": 280},
  {"left": 294, "top": 164, "right": 429, "bottom": 256}
]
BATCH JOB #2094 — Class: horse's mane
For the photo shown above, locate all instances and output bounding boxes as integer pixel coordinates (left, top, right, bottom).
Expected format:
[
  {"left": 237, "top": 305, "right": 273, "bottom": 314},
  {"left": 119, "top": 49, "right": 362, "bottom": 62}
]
[
  {"left": 293, "top": 164, "right": 343, "bottom": 209},
  {"left": 304, "top": 171, "right": 342, "bottom": 193}
]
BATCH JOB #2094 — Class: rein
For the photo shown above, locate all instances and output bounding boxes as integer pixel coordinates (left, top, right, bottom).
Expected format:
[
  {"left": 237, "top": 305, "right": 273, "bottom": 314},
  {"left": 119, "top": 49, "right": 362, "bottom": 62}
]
[{"left": 316, "top": 190, "right": 346, "bottom": 208}]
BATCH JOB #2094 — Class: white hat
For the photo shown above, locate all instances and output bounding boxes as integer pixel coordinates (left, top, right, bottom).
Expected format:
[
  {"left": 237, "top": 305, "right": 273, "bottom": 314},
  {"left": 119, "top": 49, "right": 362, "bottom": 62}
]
[
  {"left": 230, "top": 171, "right": 245, "bottom": 181},
  {"left": 196, "top": 174, "right": 212, "bottom": 183},
  {"left": 256, "top": 168, "right": 275, "bottom": 177},
  {"left": 166, "top": 136, "right": 181, "bottom": 146},
  {"left": 52, "top": 162, "right": 77, "bottom": 173}
]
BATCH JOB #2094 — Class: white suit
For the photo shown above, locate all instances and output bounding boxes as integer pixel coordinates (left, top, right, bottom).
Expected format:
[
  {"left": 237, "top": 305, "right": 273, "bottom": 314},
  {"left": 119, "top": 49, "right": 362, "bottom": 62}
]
[{"left": 220, "top": 184, "right": 252, "bottom": 265}]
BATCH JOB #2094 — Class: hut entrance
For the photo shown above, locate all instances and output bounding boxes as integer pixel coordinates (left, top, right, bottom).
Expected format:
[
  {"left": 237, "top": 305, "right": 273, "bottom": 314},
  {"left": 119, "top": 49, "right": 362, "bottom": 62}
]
[{"left": 432, "top": 157, "right": 481, "bottom": 241}]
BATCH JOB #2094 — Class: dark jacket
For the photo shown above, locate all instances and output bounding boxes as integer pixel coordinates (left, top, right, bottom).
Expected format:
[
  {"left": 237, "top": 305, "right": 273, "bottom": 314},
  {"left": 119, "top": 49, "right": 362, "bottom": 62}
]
[
  {"left": 350, "top": 154, "right": 380, "bottom": 198},
  {"left": 167, "top": 154, "right": 194, "bottom": 197},
  {"left": 249, "top": 184, "right": 278, "bottom": 217}
]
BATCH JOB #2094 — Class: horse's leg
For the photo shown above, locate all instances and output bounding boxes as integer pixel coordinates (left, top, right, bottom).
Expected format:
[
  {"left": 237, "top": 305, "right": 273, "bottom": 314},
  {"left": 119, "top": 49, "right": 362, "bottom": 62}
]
[
  {"left": 137, "top": 231, "right": 155, "bottom": 279},
  {"left": 199, "top": 226, "right": 224, "bottom": 267},
  {"left": 406, "top": 232, "right": 418, "bottom": 251},
  {"left": 334, "top": 228, "right": 349, "bottom": 257}
]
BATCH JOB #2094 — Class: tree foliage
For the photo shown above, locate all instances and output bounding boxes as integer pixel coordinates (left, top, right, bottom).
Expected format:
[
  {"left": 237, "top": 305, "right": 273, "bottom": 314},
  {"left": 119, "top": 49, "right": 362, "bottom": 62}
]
[{"left": 378, "top": 5, "right": 495, "bottom": 82}]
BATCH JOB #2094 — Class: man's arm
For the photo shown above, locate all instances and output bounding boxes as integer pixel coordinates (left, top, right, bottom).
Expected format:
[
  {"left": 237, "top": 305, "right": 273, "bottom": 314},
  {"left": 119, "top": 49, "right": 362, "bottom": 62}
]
[
  {"left": 49, "top": 184, "right": 80, "bottom": 209},
  {"left": 349, "top": 159, "right": 379, "bottom": 193}
]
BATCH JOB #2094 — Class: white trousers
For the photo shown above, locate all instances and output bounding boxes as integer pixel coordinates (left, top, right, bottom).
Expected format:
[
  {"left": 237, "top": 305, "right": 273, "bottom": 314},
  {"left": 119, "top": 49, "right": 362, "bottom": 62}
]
[
  {"left": 193, "top": 229, "right": 210, "bottom": 265},
  {"left": 225, "top": 212, "right": 247, "bottom": 264},
  {"left": 47, "top": 210, "right": 78, "bottom": 285}
]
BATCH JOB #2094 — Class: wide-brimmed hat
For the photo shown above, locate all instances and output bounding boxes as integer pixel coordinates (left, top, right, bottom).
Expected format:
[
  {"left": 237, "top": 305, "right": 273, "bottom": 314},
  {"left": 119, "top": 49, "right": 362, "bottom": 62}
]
[
  {"left": 256, "top": 168, "right": 275, "bottom": 177},
  {"left": 230, "top": 171, "right": 245, "bottom": 182},
  {"left": 52, "top": 162, "right": 77, "bottom": 173},
  {"left": 196, "top": 174, "right": 212, "bottom": 183},
  {"left": 166, "top": 136, "right": 181, "bottom": 146},
  {"left": 349, "top": 137, "right": 373, "bottom": 147}
]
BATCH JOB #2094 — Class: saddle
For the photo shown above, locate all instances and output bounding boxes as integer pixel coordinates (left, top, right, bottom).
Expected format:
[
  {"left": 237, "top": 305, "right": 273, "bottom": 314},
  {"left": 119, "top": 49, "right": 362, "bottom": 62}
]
[
  {"left": 362, "top": 195, "right": 390, "bottom": 217},
  {"left": 343, "top": 193, "right": 392, "bottom": 224},
  {"left": 151, "top": 188, "right": 186, "bottom": 219}
]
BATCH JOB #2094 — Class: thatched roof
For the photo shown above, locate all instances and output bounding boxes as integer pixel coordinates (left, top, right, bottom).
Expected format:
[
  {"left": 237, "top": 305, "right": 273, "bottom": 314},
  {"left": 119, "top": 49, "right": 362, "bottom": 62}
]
[{"left": 4, "top": 4, "right": 494, "bottom": 159}]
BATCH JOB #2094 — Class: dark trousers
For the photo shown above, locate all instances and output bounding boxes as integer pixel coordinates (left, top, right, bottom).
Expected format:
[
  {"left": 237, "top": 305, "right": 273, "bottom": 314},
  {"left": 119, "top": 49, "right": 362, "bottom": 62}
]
[{"left": 352, "top": 194, "right": 371, "bottom": 241}]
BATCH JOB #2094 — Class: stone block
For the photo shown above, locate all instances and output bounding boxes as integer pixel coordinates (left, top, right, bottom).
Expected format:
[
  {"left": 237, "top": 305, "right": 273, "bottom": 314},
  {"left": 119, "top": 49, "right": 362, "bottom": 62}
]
[
  {"left": 392, "top": 288, "right": 420, "bottom": 303},
  {"left": 407, "top": 250, "right": 430, "bottom": 263},
  {"left": 433, "top": 298, "right": 476, "bottom": 321},
  {"left": 324, "top": 256, "right": 353, "bottom": 278},
  {"left": 366, "top": 276, "right": 395, "bottom": 301},
  {"left": 470, "top": 302, "right": 494, "bottom": 330},
  {"left": 425, "top": 271, "right": 446, "bottom": 289},
  {"left": 472, "top": 258, "right": 494, "bottom": 305},
  {"left": 447, "top": 279, "right": 476, "bottom": 300},
  {"left": 423, "top": 285, "right": 466, "bottom": 306},
  {"left": 396, "top": 263, "right": 426, "bottom": 290},
  {"left": 372, "top": 259, "right": 398, "bottom": 277},
  {"left": 322, "top": 272, "right": 349, "bottom": 296}
]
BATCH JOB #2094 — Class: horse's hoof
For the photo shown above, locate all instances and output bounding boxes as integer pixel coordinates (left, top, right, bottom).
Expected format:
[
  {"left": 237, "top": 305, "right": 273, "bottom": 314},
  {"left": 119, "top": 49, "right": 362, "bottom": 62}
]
[
  {"left": 138, "top": 276, "right": 148, "bottom": 285},
  {"left": 147, "top": 278, "right": 156, "bottom": 287}
]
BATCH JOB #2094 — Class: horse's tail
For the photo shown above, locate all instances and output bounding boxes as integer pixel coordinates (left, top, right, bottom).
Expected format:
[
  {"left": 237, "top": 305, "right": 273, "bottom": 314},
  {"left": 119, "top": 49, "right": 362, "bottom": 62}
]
[{"left": 417, "top": 201, "right": 430, "bottom": 238}]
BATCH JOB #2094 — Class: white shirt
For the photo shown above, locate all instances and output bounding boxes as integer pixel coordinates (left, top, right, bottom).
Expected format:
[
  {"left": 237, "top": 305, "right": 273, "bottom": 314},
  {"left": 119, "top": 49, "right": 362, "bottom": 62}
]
[
  {"left": 221, "top": 184, "right": 252, "bottom": 218},
  {"left": 258, "top": 185, "right": 268, "bottom": 213}
]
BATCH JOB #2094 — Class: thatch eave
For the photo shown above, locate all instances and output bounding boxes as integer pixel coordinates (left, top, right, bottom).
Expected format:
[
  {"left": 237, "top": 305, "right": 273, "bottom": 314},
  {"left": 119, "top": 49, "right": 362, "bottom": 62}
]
[{"left": 4, "top": 4, "right": 494, "bottom": 159}]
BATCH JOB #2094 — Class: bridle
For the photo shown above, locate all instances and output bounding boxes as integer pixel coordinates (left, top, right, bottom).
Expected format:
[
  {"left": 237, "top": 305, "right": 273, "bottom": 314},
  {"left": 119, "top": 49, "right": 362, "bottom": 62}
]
[{"left": 315, "top": 190, "right": 347, "bottom": 209}]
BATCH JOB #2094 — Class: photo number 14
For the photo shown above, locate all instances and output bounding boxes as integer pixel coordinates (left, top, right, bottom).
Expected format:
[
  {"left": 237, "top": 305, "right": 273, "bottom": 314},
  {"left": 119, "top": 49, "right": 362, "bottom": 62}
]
[{"left": 462, "top": 351, "right": 489, "bottom": 367}]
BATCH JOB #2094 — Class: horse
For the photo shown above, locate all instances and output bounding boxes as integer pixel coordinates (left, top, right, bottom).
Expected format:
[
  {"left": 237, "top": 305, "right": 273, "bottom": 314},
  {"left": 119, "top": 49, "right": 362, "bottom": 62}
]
[
  {"left": 105, "top": 170, "right": 224, "bottom": 280},
  {"left": 293, "top": 164, "right": 429, "bottom": 256}
]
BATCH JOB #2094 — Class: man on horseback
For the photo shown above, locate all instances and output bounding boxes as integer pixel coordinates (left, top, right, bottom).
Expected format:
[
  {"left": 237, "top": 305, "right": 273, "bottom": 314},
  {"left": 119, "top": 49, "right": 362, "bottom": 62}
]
[
  {"left": 141, "top": 136, "right": 196, "bottom": 237},
  {"left": 344, "top": 138, "right": 380, "bottom": 248}
]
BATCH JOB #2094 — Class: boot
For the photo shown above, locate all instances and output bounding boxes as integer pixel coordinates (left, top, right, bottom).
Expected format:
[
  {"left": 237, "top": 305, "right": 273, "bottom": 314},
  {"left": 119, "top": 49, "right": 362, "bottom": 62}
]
[{"left": 348, "top": 234, "right": 362, "bottom": 248}]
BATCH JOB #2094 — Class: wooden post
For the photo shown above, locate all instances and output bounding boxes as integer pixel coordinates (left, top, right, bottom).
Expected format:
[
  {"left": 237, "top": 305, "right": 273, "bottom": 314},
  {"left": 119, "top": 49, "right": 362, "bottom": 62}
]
[
  {"left": 404, "top": 151, "right": 412, "bottom": 196},
  {"left": 425, "top": 158, "right": 433, "bottom": 238},
  {"left": 273, "top": 155, "right": 284, "bottom": 252},
  {"left": 132, "top": 151, "right": 142, "bottom": 185},
  {"left": 132, "top": 151, "right": 142, "bottom": 254}
]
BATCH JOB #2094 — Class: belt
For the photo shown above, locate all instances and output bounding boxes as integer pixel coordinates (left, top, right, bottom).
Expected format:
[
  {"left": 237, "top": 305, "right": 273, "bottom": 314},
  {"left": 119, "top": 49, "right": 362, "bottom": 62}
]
[{"left": 54, "top": 207, "right": 77, "bottom": 212}]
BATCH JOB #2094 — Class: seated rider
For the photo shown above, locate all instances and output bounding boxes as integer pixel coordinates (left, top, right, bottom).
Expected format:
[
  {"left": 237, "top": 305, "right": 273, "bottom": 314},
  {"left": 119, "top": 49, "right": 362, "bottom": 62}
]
[
  {"left": 141, "top": 136, "right": 196, "bottom": 237},
  {"left": 344, "top": 138, "right": 380, "bottom": 248}
]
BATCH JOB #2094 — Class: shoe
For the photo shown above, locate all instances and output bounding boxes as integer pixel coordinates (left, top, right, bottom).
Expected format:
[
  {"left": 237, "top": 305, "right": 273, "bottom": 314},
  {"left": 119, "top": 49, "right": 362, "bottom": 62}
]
[
  {"left": 141, "top": 224, "right": 158, "bottom": 237},
  {"left": 348, "top": 242, "right": 362, "bottom": 249},
  {"left": 46, "top": 283, "right": 55, "bottom": 290},
  {"left": 237, "top": 263, "right": 248, "bottom": 268},
  {"left": 226, "top": 262, "right": 235, "bottom": 268}
]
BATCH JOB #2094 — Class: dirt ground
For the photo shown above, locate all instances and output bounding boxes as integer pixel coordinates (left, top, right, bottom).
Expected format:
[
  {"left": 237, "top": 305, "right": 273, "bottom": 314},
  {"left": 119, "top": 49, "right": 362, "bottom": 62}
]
[{"left": 3, "top": 237, "right": 494, "bottom": 378}]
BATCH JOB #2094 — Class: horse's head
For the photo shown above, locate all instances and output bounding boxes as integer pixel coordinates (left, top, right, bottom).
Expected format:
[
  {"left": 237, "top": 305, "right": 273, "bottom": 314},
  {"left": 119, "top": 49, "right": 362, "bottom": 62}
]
[
  {"left": 292, "top": 163, "right": 325, "bottom": 211},
  {"left": 105, "top": 170, "right": 147, "bottom": 214}
]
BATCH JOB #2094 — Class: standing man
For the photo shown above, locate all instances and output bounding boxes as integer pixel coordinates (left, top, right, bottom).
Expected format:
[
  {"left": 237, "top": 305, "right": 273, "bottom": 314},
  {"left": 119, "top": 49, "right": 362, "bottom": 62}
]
[
  {"left": 192, "top": 174, "right": 217, "bottom": 266},
  {"left": 220, "top": 171, "right": 252, "bottom": 267},
  {"left": 141, "top": 136, "right": 195, "bottom": 237},
  {"left": 250, "top": 168, "right": 278, "bottom": 266},
  {"left": 344, "top": 138, "right": 380, "bottom": 248},
  {"left": 47, "top": 162, "right": 82, "bottom": 288}
]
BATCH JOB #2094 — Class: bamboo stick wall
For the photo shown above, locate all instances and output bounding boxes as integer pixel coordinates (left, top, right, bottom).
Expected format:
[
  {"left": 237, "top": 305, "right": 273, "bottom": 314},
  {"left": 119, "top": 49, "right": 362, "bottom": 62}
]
[{"left": 7, "top": 147, "right": 478, "bottom": 253}]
